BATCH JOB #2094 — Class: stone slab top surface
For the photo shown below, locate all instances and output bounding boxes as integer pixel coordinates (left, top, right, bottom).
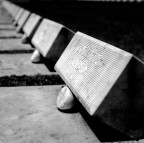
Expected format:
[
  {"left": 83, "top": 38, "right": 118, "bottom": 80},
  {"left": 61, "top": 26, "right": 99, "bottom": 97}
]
[
  {"left": 0, "top": 54, "right": 53, "bottom": 76},
  {"left": 15, "top": 8, "right": 24, "bottom": 22},
  {"left": 0, "top": 39, "right": 32, "bottom": 51},
  {"left": 23, "top": 13, "right": 41, "bottom": 37},
  {"left": 0, "top": 85, "right": 99, "bottom": 143},
  {"left": 32, "top": 18, "right": 63, "bottom": 57},
  {"left": 17, "top": 10, "right": 30, "bottom": 26},
  {"left": 55, "top": 31, "right": 132, "bottom": 116}
]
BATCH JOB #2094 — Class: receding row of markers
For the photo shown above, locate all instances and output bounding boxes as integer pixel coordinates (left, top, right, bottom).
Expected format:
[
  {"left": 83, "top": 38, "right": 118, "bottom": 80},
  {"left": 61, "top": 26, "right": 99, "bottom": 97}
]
[
  {"left": 3, "top": 0, "right": 144, "bottom": 140},
  {"left": 2, "top": 0, "right": 134, "bottom": 117}
]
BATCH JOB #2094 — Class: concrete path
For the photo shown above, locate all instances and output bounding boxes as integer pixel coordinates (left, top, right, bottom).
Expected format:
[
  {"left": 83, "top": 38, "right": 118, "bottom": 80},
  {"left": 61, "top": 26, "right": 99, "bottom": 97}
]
[
  {"left": 0, "top": 85, "right": 99, "bottom": 143},
  {"left": 0, "top": 54, "right": 52, "bottom": 76},
  {"left": 0, "top": 4, "right": 12, "bottom": 23}
]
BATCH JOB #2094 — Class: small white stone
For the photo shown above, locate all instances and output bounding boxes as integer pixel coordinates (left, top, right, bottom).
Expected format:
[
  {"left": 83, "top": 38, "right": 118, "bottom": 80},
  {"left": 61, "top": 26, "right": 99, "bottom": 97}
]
[
  {"left": 31, "top": 49, "right": 41, "bottom": 63},
  {"left": 57, "top": 86, "right": 74, "bottom": 110}
]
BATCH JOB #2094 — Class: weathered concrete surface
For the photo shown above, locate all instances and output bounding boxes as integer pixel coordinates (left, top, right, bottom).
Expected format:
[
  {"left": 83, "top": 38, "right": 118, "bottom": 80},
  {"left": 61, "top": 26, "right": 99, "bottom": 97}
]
[
  {"left": 0, "top": 24, "right": 15, "bottom": 30},
  {"left": 0, "top": 30, "right": 22, "bottom": 38},
  {"left": 0, "top": 5, "right": 12, "bottom": 23},
  {"left": 0, "top": 85, "right": 99, "bottom": 143},
  {"left": 0, "top": 54, "right": 54, "bottom": 76},
  {"left": 0, "top": 39, "right": 32, "bottom": 51},
  {"left": 0, "top": 15, "right": 12, "bottom": 23}
]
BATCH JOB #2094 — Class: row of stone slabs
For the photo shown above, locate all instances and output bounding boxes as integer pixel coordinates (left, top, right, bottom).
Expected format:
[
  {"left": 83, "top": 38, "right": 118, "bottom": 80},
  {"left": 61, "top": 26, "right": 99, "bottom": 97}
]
[
  {"left": 0, "top": 24, "right": 101, "bottom": 143},
  {"left": 0, "top": 5, "right": 101, "bottom": 143},
  {"left": 0, "top": 4, "right": 53, "bottom": 77},
  {"left": 0, "top": 4, "right": 114, "bottom": 143},
  {"left": 0, "top": 28, "right": 144, "bottom": 142},
  {"left": 0, "top": 4, "right": 12, "bottom": 23},
  {"left": 2, "top": 2, "right": 144, "bottom": 143},
  {"left": 2, "top": 2, "right": 75, "bottom": 72}
]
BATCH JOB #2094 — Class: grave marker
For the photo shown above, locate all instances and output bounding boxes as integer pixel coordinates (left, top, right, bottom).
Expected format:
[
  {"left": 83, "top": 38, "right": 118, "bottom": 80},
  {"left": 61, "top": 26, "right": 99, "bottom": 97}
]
[
  {"left": 22, "top": 13, "right": 41, "bottom": 40},
  {"left": 12, "top": 7, "right": 20, "bottom": 18},
  {"left": 1, "top": 1, "right": 14, "bottom": 23},
  {"left": 13, "top": 8, "right": 24, "bottom": 26},
  {"left": 32, "top": 19, "right": 74, "bottom": 71},
  {"left": 55, "top": 32, "right": 144, "bottom": 139},
  {"left": 16, "top": 10, "right": 30, "bottom": 33}
]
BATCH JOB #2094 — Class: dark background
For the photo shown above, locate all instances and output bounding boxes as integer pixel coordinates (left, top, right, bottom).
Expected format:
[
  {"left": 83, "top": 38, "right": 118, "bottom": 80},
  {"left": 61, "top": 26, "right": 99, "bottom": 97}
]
[{"left": 9, "top": 0, "right": 144, "bottom": 62}]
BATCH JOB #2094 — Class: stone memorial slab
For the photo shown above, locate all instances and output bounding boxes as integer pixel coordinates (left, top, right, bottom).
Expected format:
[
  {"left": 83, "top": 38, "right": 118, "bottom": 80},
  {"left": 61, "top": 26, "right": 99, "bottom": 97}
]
[
  {"left": 16, "top": 10, "right": 30, "bottom": 32},
  {"left": 10, "top": 4, "right": 18, "bottom": 16},
  {"left": 23, "top": 13, "right": 41, "bottom": 39},
  {"left": 7, "top": 4, "right": 14, "bottom": 14},
  {"left": 0, "top": 5, "right": 12, "bottom": 23},
  {"left": 14, "top": 8, "right": 24, "bottom": 24},
  {"left": 12, "top": 6, "right": 20, "bottom": 18},
  {"left": 1, "top": 1, "right": 11, "bottom": 13},
  {"left": 17, "top": 10, "right": 30, "bottom": 26},
  {"left": 0, "top": 86, "right": 99, "bottom": 143},
  {"left": 3, "top": 2, "right": 14, "bottom": 15},
  {"left": 55, "top": 32, "right": 144, "bottom": 139},
  {"left": 32, "top": 19, "right": 74, "bottom": 71}
]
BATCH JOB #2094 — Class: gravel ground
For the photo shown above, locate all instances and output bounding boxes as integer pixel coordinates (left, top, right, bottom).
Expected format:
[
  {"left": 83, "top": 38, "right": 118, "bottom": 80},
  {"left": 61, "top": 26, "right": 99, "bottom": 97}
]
[{"left": 0, "top": 74, "right": 64, "bottom": 87}]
